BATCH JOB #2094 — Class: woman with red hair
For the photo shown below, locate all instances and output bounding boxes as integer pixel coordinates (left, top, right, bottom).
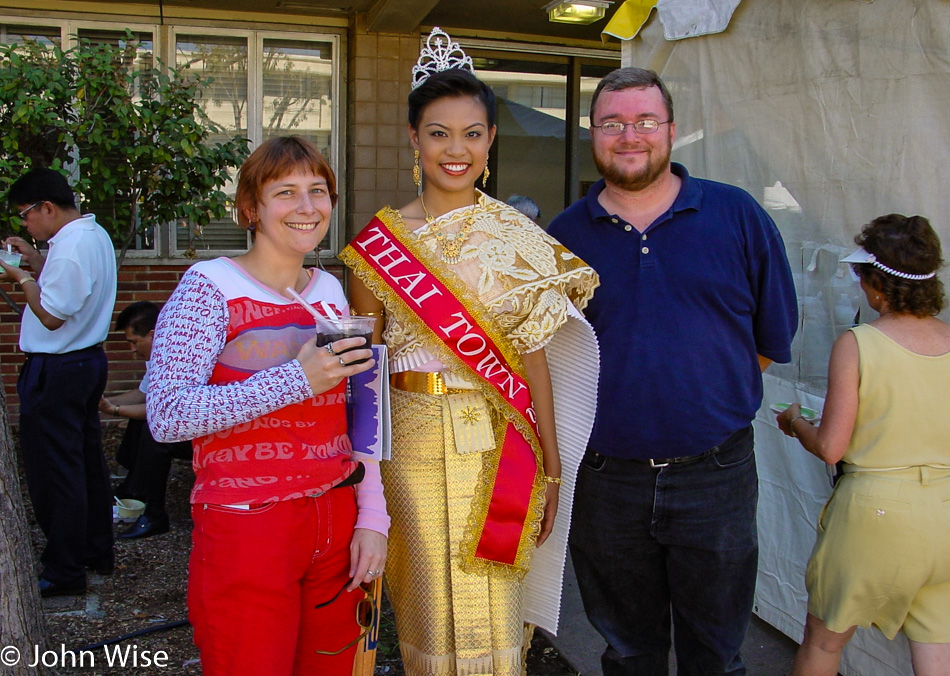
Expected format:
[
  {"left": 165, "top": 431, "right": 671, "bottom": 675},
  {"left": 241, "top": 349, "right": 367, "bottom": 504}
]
[{"left": 148, "top": 136, "right": 388, "bottom": 675}]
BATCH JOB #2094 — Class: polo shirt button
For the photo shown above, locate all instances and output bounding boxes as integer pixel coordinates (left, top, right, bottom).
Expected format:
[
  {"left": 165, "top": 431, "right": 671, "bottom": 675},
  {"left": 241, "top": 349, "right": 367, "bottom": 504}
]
[
  {"left": 641, "top": 234, "right": 648, "bottom": 241},
  {"left": 611, "top": 218, "right": 619, "bottom": 224},
  {"left": 624, "top": 224, "right": 632, "bottom": 232},
  {"left": 641, "top": 246, "right": 650, "bottom": 254}
]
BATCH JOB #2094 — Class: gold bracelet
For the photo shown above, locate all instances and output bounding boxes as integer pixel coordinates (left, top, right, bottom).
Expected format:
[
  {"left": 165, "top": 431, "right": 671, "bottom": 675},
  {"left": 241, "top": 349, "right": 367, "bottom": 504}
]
[
  {"left": 543, "top": 475, "right": 562, "bottom": 485},
  {"left": 353, "top": 310, "right": 384, "bottom": 317},
  {"left": 114, "top": 405, "right": 120, "bottom": 416},
  {"left": 16, "top": 276, "right": 35, "bottom": 288}
]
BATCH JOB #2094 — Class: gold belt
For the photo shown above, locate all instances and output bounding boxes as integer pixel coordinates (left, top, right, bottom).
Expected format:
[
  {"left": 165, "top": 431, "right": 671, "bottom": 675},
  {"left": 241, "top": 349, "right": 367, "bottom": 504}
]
[{"left": 391, "top": 371, "right": 449, "bottom": 395}]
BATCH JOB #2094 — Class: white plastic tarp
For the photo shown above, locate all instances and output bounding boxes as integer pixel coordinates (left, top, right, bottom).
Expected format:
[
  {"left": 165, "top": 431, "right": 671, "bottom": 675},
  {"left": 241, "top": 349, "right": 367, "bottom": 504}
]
[{"left": 620, "top": 1, "right": 950, "bottom": 673}]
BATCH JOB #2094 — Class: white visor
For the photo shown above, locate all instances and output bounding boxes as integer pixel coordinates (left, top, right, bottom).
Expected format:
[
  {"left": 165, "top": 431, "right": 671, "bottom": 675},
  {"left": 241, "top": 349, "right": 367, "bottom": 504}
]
[
  {"left": 840, "top": 247, "right": 874, "bottom": 264},
  {"left": 840, "top": 246, "right": 936, "bottom": 280}
]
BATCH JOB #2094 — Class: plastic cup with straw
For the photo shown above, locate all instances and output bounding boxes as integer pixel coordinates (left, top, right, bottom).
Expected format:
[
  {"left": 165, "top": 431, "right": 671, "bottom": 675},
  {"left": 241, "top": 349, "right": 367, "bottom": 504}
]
[{"left": 285, "top": 287, "right": 376, "bottom": 364}]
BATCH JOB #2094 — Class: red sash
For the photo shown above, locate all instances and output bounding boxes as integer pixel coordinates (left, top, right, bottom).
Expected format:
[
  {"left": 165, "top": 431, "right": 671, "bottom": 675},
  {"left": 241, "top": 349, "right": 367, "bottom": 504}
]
[{"left": 342, "top": 211, "right": 543, "bottom": 574}]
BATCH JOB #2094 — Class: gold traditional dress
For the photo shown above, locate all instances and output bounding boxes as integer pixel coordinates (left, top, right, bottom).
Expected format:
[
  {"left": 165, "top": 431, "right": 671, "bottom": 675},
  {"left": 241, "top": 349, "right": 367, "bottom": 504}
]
[{"left": 341, "top": 192, "right": 599, "bottom": 676}]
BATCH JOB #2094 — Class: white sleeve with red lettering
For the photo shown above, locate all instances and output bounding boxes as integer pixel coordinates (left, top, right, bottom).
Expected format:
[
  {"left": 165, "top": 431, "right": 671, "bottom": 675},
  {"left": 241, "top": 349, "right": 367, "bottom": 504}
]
[{"left": 146, "top": 268, "right": 313, "bottom": 443}]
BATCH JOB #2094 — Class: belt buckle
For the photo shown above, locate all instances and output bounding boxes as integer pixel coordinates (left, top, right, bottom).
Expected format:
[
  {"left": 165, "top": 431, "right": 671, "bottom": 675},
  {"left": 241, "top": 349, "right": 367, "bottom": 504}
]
[{"left": 649, "top": 458, "right": 670, "bottom": 468}]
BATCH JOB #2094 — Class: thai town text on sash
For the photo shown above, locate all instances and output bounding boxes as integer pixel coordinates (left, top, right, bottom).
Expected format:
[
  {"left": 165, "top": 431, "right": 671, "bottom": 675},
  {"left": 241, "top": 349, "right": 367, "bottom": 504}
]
[{"left": 349, "top": 220, "right": 543, "bottom": 568}]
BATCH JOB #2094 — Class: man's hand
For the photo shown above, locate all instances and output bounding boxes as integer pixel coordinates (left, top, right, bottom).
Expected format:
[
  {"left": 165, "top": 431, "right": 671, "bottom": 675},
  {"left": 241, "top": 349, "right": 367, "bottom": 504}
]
[
  {"left": 3, "top": 237, "right": 42, "bottom": 273},
  {"left": 0, "top": 258, "right": 32, "bottom": 284}
]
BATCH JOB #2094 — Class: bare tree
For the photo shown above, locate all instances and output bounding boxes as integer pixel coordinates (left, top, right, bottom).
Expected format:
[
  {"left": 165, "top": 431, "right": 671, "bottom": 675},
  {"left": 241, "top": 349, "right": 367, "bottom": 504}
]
[{"left": 0, "top": 386, "right": 52, "bottom": 675}]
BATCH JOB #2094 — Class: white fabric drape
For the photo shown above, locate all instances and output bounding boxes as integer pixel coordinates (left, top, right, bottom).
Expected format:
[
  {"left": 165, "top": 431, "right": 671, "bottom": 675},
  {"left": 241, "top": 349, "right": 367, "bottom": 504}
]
[{"left": 620, "top": 1, "right": 949, "bottom": 672}]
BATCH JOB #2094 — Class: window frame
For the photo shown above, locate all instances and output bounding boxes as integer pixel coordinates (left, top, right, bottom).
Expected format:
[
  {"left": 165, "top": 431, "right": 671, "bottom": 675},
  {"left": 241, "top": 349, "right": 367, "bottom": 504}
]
[
  {"left": 0, "top": 16, "right": 344, "bottom": 261},
  {"left": 460, "top": 38, "right": 619, "bottom": 210}
]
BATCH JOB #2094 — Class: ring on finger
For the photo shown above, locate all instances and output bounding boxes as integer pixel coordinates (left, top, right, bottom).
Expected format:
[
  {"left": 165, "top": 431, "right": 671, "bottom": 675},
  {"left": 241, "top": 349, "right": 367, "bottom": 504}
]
[
  {"left": 325, "top": 344, "right": 336, "bottom": 355},
  {"left": 339, "top": 357, "right": 347, "bottom": 367}
]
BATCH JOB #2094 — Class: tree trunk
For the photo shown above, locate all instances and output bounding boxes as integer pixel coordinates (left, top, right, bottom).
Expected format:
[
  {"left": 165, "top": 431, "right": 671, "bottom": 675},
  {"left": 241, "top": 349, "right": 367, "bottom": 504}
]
[{"left": 0, "top": 385, "right": 52, "bottom": 675}]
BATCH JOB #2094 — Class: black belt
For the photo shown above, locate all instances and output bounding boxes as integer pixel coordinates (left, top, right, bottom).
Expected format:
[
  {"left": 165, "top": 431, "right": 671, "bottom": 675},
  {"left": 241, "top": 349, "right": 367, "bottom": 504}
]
[
  {"left": 591, "top": 426, "right": 750, "bottom": 469},
  {"left": 24, "top": 343, "right": 103, "bottom": 358},
  {"left": 335, "top": 461, "right": 365, "bottom": 488}
]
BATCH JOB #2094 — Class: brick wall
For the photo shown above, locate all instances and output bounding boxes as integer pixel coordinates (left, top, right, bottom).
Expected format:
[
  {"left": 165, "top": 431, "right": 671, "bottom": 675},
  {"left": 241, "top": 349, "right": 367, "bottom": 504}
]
[
  {"left": 1, "top": 260, "right": 347, "bottom": 426},
  {"left": 345, "top": 14, "right": 420, "bottom": 239},
  {"left": 0, "top": 263, "right": 190, "bottom": 425}
]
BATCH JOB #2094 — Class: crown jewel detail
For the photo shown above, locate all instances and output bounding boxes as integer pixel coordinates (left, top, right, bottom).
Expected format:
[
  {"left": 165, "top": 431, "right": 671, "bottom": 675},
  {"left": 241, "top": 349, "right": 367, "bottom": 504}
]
[{"left": 411, "top": 27, "right": 474, "bottom": 90}]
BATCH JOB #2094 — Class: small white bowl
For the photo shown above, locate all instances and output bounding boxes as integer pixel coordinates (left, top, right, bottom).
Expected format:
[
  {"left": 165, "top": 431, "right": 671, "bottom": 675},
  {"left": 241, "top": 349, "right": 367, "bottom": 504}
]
[{"left": 115, "top": 497, "right": 146, "bottom": 521}]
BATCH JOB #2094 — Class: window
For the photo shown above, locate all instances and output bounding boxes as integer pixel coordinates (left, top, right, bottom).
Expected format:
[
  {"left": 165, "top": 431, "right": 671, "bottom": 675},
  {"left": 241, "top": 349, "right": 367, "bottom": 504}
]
[
  {"left": 0, "top": 18, "right": 342, "bottom": 259},
  {"left": 468, "top": 48, "right": 618, "bottom": 226},
  {"left": 174, "top": 30, "right": 340, "bottom": 256},
  {"left": 0, "top": 24, "right": 60, "bottom": 47},
  {"left": 175, "top": 33, "right": 250, "bottom": 252}
]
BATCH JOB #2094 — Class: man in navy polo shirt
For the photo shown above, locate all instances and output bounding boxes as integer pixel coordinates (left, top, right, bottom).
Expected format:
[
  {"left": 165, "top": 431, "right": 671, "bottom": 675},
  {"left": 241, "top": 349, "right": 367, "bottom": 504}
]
[{"left": 548, "top": 68, "right": 797, "bottom": 675}]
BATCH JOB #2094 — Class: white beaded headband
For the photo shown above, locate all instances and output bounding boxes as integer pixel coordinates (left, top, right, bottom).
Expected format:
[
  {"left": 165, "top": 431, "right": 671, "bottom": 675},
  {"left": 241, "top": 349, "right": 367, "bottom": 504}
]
[
  {"left": 840, "top": 247, "right": 937, "bottom": 280},
  {"left": 411, "top": 27, "right": 475, "bottom": 91}
]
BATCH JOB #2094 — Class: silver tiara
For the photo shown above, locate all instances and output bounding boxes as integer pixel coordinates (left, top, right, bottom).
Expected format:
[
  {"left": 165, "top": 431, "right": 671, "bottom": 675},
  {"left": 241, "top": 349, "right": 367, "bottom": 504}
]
[{"left": 411, "top": 27, "right": 474, "bottom": 90}]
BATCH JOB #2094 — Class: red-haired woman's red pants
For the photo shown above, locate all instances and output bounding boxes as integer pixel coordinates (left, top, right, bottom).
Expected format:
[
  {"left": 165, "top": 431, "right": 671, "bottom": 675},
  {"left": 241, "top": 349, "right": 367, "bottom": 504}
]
[{"left": 188, "top": 488, "right": 362, "bottom": 676}]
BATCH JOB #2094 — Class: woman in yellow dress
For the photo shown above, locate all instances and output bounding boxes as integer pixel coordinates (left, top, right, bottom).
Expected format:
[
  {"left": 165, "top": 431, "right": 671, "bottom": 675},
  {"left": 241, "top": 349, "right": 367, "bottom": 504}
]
[
  {"left": 341, "top": 29, "right": 599, "bottom": 676},
  {"left": 777, "top": 214, "right": 950, "bottom": 676}
]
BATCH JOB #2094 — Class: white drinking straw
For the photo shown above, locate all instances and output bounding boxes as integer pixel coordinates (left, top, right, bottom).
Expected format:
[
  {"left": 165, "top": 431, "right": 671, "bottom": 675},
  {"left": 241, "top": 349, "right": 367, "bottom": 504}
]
[
  {"left": 319, "top": 301, "right": 340, "bottom": 323},
  {"left": 285, "top": 287, "right": 342, "bottom": 328}
]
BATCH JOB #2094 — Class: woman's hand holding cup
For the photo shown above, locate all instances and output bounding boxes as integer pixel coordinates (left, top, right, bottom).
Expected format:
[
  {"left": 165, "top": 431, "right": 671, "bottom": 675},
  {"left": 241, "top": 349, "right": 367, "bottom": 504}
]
[{"left": 297, "top": 336, "right": 374, "bottom": 396}]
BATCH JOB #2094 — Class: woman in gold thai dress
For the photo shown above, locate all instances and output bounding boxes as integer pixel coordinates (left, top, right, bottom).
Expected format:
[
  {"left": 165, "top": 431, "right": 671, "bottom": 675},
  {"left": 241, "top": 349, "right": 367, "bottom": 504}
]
[{"left": 341, "top": 29, "right": 600, "bottom": 676}]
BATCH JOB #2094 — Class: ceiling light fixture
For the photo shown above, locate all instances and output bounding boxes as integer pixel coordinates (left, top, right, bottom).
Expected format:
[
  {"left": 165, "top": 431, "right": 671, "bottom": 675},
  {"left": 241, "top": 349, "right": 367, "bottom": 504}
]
[{"left": 542, "top": 0, "right": 612, "bottom": 25}]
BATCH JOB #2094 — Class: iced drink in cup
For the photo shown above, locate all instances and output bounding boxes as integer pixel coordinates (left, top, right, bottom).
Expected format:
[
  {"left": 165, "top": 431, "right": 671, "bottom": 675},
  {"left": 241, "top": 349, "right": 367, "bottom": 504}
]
[
  {"left": 316, "top": 316, "right": 376, "bottom": 365},
  {"left": 0, "top": 249, "right": 22, "bottom": 267}
]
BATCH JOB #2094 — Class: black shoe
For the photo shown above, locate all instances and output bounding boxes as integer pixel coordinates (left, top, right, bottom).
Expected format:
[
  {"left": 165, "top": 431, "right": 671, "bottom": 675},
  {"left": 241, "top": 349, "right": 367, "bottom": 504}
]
[
  {"left": 118, "top": 514, "right": 169, "bottom": 540},
  {"left": 39, "top": 577, "right": 86, "bottom": 598}
]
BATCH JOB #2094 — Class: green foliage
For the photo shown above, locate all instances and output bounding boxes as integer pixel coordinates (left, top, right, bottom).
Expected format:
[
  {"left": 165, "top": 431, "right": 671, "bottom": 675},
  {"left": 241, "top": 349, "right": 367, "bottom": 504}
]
[{"left": 0, "top": 31, "right": 250, "bottom": 264}]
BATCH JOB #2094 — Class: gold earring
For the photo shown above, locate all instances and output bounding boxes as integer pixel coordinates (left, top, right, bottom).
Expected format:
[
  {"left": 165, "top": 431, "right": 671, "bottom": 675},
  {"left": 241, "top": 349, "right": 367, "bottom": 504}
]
[
  {"left": 412, "top": 149, "right": 421, "bottom": 188},
  {"left": 482, "top": 153, "right": 490, "bottom": 188}
]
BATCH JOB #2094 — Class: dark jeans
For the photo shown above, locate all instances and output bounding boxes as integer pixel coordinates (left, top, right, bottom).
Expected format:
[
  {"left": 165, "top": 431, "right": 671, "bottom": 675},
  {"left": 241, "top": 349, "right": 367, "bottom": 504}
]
[
  {"left": 569, "top": 426, "right": 758, "bottom": 676},
  {"left": 115, "top": 419, "right": 192, "bottom": 520},
  {"left": 18, "top": 347, "right": 113, "bottom": 585}
]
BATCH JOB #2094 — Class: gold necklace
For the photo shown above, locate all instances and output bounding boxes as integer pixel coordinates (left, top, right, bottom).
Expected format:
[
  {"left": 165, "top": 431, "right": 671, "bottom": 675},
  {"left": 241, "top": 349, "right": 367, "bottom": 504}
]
[{"left": 420, "top": 193, "right": 475, "bottom": 264}]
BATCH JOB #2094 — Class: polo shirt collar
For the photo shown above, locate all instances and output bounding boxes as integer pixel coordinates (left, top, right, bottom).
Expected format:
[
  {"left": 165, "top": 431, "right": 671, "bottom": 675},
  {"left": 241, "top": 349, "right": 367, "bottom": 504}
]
[
  {"left": 669, "top": 162, "right": 702, "bottom": 213},
  {"left": 586, "top": 162, "right": 703, "bottom": 228},
  {"left": 48, "top": 214, "right": 97, "bottom": 246}
]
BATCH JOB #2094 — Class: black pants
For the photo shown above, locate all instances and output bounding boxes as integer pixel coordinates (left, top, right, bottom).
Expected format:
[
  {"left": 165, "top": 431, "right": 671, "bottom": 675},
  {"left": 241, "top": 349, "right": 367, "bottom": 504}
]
[
  {"left": 115, "top": 419, "right": 191, "bottom": 520},
  {"left": 18, "top": 346, "right": 112, "bottom": 585}
]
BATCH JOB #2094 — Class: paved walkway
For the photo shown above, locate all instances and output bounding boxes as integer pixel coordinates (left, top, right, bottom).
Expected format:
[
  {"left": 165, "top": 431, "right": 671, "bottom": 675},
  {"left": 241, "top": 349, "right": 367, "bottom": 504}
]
[{"left": 545, "top": 554, "right": 800, "bottom": 675}]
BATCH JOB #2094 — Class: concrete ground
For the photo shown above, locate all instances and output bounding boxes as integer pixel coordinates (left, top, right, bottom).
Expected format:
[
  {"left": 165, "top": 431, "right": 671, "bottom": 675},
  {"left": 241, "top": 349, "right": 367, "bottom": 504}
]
[{"left": 545, "top": 554, "right": 799, "bottom": 675}]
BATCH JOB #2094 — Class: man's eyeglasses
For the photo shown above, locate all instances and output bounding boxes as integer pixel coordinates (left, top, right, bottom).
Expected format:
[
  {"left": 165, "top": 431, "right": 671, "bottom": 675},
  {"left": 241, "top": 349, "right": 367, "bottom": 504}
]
[
  {"left": 591, "top": 120, "right": 670, "bottom": 136},
  {"left": 17, "top": 202, "right": 40, "bottom": 219},
  {"left": 313, "top": 580, "right": 378, "bottom": 656}
]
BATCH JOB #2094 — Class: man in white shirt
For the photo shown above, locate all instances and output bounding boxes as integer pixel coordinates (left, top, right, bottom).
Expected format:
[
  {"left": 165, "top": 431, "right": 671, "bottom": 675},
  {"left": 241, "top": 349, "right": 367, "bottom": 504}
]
[{"left": 1, "top": 168, "right": 117, "bottom": 598}]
